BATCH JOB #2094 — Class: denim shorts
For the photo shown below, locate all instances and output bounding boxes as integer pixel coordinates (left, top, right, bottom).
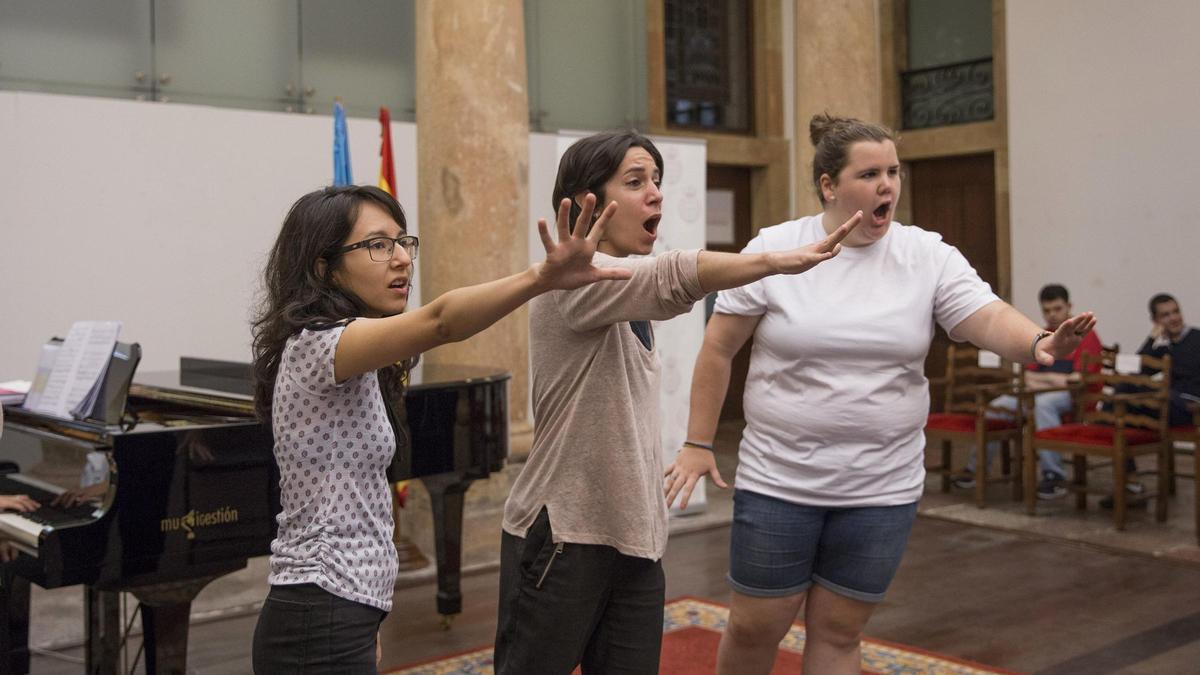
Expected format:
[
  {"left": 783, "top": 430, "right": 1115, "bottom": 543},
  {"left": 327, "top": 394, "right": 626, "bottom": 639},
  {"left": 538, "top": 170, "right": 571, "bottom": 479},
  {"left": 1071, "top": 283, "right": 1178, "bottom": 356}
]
[{"left": 728, "top": 489, "right": 918, "bottom": 603}]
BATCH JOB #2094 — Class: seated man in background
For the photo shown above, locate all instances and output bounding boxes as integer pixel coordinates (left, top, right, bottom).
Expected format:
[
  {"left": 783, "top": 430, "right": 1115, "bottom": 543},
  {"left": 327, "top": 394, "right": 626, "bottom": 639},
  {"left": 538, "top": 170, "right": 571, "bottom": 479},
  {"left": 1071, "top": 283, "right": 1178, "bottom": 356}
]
[
  {"left": 1138, "top": 294, "right": 1200, "bottom": 425},
  {"left": 956, "top": 284, "right": 1102, "bottom": 499},
  {"left": 1099, "top": 293, "right": 1200, "bottom": 508}
]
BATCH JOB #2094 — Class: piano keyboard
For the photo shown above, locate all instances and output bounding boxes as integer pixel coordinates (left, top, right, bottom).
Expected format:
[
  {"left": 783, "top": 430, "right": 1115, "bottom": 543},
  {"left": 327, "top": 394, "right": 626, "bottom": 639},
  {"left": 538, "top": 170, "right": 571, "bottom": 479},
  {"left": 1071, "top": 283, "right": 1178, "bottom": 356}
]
[{"left": 0, "top": 474, "right": 100, "bottom": 552}]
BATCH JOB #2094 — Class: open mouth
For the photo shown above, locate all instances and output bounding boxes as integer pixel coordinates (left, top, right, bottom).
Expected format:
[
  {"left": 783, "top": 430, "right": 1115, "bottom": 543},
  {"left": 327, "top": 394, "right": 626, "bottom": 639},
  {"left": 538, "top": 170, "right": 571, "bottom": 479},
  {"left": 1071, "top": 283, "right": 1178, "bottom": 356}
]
[
  {"left": 388, "top": 279, "right": 409, "bottom": 291},
  {"left": 872, "top": 202, "right": 892, "bottom": 221},
  {"left": 643, "top": 215, "right": 661, "bottom": 236}
]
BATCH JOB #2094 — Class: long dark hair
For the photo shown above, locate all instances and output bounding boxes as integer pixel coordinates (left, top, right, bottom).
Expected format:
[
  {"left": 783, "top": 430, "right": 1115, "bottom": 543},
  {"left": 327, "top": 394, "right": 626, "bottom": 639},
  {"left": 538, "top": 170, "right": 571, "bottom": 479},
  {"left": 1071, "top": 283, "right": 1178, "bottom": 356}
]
[
  {"left": 553, "top": 130, "right": 664, "bottom": 232},
  {"left": 251, "top": 185, "right": 411, "bottom": 422}
]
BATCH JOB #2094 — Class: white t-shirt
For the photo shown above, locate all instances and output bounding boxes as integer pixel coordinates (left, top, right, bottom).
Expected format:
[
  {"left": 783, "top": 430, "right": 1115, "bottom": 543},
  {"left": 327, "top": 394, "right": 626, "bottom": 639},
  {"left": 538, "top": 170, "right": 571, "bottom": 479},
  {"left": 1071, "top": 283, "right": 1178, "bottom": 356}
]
[{"left": 714, "top": 215, "right": 998, "bottom": 507}]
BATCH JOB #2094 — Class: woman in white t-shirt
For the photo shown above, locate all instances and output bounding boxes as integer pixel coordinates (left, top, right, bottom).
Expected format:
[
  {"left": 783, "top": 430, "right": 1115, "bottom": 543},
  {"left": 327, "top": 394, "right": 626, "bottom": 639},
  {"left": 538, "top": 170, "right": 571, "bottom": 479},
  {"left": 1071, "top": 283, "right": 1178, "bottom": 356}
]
[
  {"left": 249, "top": 185, "right": 629, "bottom": 672},
  {"left": 665, "top": 114, "right": 1096, "bottom": 675}
]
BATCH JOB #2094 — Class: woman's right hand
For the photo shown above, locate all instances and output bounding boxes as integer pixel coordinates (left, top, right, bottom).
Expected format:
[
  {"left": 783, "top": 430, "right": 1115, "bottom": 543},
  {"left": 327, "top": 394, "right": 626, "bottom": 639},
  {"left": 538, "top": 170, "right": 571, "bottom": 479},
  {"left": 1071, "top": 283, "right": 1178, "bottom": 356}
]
[
  {"left": 0, "top": 494, "right": 39, "bottom": 512},
  {"left": 534, "top": 195, "right": 632, "bottom": 291},
  {"left": 766, "top": 210, "right": 862, "bottom": 274}
]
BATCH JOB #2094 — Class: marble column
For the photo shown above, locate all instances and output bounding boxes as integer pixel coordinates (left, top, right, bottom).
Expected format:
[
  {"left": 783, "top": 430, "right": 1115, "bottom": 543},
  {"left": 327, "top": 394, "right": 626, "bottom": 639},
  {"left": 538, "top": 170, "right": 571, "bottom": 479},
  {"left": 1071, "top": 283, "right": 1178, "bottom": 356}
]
[
  {"left": 415, "top": 0, "right": 533, "bottom": 458},
  {"left": 793, "top": 0, "right": 883, "bottom": 216}
]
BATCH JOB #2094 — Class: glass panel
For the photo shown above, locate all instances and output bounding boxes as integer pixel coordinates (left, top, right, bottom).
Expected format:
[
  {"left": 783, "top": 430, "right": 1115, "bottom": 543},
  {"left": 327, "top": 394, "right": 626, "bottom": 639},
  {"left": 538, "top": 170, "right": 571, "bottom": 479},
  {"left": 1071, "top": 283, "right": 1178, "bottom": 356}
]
[
  {"left": 525, "top": 0, "right": 648, "bottom": 133},
  {"left": 299, "top": 0, "right": 416, "bottom": 120},
  {"left": 664, "top": 0, "right": 752, "bottom": 134},
  {"left": 906, "top": 0, "right": 991, "bottom": 70},
  {"left": 0, "top": 0, "right": 153, "bottom": 99},
  {"left": 152, "top": 0, "right": 299, "bottom": 111}
]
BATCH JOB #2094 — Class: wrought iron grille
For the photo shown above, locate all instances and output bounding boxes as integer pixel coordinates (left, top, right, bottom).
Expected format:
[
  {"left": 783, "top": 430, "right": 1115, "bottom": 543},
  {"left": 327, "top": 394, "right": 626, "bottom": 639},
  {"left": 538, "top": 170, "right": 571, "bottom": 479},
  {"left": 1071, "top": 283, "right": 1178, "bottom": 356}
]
[{"left": 901, "top": 58, "right": 993, "bottom": 130}]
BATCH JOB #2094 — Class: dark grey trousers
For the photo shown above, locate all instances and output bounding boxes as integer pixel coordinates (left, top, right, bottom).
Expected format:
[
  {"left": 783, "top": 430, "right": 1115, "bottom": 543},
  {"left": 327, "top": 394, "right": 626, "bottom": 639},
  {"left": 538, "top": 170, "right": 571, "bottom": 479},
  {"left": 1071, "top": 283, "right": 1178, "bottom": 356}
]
[
  {"left": 252, "top": 583, "right": 385, "bottom": 674},
  {"left": 493, "top": 508, "right": 665, "bottom": 675}
]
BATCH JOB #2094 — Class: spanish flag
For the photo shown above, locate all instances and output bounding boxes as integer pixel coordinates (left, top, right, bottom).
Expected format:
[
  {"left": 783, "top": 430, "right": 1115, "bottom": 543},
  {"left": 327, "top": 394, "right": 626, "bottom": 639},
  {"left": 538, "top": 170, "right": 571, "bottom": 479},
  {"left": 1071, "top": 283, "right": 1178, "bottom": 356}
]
[
  {"left": 381, "top": 105, "right": 410, "bottom": 507},
  {"left": 378, "top": 107, "right": 396, "bottom": 196}
]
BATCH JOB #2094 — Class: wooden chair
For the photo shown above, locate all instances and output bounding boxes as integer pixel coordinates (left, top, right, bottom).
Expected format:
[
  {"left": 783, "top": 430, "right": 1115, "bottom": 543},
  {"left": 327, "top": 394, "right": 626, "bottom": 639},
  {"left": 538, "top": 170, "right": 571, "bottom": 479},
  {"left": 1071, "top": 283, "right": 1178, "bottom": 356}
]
[
  {"left": 1017, "top": 343, "right": 1118, "bottom": 511},
  {"left": 1167, "top": 402, "right": 1200, "bottom": 544},
  {"left": 1028, "top": 351, "right": 1172, "bottom": 529},
  {"left": 926, "top": 344, "right": 1026, "bottom": 508}
]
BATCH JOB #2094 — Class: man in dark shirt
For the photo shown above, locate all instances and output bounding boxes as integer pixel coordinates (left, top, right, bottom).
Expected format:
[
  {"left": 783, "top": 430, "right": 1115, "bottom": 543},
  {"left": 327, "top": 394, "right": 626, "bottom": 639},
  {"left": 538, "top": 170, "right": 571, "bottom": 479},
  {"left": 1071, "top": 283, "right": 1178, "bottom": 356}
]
[{"left": 1138, "top": 293, "right": 1200, "bottom": 426}]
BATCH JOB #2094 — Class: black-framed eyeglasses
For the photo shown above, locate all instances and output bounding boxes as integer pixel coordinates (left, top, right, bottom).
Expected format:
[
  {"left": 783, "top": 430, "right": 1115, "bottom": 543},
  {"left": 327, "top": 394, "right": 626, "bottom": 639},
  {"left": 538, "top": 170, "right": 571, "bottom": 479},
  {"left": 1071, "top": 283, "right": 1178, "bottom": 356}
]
[{"left": 336, "top": 235, "right": 419, "bottom": 262}]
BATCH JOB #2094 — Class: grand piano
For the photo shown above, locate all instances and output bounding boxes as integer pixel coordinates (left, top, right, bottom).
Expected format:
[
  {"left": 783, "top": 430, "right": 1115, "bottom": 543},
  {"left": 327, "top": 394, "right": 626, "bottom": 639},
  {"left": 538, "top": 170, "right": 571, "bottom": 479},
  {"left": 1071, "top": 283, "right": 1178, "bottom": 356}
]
[{"left": 0, "top": 357, "right": 509, "bottom": 674}]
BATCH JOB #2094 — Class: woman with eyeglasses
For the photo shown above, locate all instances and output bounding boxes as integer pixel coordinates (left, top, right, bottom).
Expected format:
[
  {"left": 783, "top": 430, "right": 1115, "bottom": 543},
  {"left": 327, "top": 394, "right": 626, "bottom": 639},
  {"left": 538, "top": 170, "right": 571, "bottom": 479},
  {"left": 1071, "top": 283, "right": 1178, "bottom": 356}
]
[{"left": 249, "top": 184, "right": 628, "bottom": 673}]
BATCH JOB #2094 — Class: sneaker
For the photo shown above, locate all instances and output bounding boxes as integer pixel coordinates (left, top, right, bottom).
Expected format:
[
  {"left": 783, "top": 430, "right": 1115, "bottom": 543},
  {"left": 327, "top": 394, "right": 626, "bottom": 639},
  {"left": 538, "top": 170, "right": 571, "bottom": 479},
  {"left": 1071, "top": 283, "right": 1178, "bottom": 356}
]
[
  {"left": 1037, "top": 472, "right": 1067, "bottom": 500},
  {"left": 952, "top": 470, "right": 976, "bottom": 489},
  {"left": 1099, "top": 482, "right": 1147, "bottom": 509}
]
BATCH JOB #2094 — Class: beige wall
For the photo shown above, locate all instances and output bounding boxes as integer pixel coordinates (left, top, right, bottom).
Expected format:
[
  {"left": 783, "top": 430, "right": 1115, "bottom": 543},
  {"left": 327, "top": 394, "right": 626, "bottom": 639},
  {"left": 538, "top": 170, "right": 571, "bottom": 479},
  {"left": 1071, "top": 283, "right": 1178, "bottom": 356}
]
[{"left": 1007, "top": 0, "right": 1200, "bottom": 350}]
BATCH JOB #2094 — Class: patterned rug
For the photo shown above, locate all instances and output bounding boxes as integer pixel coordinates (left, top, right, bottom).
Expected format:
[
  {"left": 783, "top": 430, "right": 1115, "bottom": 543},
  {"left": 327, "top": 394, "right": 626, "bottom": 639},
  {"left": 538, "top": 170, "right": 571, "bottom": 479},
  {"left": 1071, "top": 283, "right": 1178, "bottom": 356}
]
[{"left": 388, "top": 597, "right": 1018, "bottom": 674}]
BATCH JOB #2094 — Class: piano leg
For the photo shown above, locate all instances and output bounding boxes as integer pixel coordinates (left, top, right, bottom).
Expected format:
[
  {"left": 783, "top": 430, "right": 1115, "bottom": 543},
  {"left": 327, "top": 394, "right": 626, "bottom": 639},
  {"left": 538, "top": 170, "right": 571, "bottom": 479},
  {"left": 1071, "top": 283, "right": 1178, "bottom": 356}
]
[
  {"left": 0, "top": 569, "right": 31, "bottom": 674},
  {"left": 85, "top": 588, "right": 120, "bottom": 675},
  {"left": 141, "top": 602, "right": 191, "bottom": 675},
  {"left": 421, "top": 473, "right": 469, "bottom": 625}
]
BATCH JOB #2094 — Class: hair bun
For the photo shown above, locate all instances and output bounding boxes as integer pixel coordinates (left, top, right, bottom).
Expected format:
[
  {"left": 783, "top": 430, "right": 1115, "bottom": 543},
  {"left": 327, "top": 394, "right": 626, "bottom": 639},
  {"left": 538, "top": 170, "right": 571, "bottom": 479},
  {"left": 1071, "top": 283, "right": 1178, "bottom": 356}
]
[{"left": 809, "top": 112, "right": 846, "bottom": 147}]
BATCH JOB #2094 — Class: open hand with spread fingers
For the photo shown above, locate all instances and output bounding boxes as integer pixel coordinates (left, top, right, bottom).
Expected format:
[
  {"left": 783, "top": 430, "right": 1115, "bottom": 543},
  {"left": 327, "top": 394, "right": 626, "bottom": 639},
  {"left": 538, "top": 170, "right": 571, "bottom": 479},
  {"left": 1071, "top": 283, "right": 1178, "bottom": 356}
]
[
  {"left": 534, "top": 195, "right": 632, "bottom": 291},
  {"left": 765, "top": 210, "right": 862, "bottom": 275},
  {"left": 1035, "top": 311, "right": 1098, "bottom": 366},
  {"left": 664, "top": 445, "right": 729, "bottom": 510}
]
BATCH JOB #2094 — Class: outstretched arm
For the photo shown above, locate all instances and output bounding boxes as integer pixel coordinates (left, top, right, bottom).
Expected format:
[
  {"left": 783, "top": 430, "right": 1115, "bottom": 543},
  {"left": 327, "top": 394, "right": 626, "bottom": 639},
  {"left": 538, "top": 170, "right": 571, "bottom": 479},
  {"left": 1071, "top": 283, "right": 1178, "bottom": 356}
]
[
  {"left": 334, "top": 195, "right": 630, "bottom": 382},
  {"left": 951, "top": 301, "right": 1097, "bottom": 366},
  {"left": 695, "top": 211, "right": 861, "bottom": 293},
  {"left": 665, "top": 312, "right": 760, "bottom": 509}
]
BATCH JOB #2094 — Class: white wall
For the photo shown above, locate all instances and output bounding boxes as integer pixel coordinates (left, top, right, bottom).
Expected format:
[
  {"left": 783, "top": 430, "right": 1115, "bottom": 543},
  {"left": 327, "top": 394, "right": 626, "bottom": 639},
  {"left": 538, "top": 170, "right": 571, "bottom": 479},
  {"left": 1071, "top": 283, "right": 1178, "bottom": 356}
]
[
  {"left": 0, "top": 91, "right": 419, "bottom": 381},
  {"left": 1007, "top": 0, "right": 1200, "bottom": 350}
]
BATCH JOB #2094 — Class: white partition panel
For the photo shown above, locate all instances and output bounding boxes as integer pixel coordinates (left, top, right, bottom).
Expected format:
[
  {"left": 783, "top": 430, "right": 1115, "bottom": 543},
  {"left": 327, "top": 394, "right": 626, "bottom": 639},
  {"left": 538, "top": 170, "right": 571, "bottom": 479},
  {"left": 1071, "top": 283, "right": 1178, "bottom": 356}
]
[{"left": 0, "top": 91, "right": 419, "bottom": 381}]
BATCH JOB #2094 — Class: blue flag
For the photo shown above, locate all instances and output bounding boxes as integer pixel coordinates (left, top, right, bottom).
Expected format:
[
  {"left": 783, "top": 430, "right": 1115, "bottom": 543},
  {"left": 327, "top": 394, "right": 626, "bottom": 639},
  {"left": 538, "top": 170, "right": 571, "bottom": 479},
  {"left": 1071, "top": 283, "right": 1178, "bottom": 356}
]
[{"left": 333, "top": 101, "right": 352, "bottom": 186}]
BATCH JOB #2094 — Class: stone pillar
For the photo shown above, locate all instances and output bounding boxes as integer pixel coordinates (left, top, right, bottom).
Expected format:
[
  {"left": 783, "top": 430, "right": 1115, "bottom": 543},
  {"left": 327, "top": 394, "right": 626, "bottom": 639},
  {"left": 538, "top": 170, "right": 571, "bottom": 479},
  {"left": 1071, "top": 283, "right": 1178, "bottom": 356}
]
[
  {"left": 793, "top": 0, "right": 882, "bottom": 216},
  {"left": 415, "top": 0, "right": 533, "bottom": 458}
]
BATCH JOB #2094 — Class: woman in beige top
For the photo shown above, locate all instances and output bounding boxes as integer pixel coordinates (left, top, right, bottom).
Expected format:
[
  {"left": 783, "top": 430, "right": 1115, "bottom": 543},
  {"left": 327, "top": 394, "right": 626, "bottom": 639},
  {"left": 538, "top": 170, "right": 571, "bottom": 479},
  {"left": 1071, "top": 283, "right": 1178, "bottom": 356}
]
[{"left": 495, "top": 130, "right": 861, "bottom": 674}]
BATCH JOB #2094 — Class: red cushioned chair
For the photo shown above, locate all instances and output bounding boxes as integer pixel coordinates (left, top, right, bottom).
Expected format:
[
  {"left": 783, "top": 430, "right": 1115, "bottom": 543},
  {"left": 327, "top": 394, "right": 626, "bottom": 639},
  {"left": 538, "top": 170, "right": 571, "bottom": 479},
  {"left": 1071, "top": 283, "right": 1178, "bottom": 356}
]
[
  {"left": 926, "top": 344, "right": 1026, "bottom": 508},
  {"left": 1167, "top": 402, "right": 1199, "bottom": 544},
  {"left": 1028, "top": 351, "right": 1172, "bottom": 530}
]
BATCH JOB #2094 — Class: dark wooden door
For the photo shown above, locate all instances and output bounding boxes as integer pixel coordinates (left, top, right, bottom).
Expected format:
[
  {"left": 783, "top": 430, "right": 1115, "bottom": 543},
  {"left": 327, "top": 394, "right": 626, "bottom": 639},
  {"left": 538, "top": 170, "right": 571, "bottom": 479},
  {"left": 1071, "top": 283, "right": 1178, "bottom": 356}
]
[
  {"left": 706, "top": 164, "right": 754, "bottom": 421},
  {"left": 908, "top": 153, "right": 998, "bottom": 408}
]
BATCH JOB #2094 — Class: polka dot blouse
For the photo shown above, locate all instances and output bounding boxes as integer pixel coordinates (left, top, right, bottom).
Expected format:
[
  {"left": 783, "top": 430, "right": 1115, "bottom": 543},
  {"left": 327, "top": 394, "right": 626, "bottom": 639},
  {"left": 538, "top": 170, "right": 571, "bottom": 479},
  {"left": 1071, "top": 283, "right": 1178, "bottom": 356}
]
[{"left": 266, "top": 324, "right": 398, "bottom": 611}]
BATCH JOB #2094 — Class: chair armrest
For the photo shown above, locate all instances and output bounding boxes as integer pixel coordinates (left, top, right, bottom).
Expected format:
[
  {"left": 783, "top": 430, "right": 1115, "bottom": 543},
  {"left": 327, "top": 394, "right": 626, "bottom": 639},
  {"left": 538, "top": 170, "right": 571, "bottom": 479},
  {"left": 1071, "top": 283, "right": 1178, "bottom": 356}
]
[
  {"left": 1017, "top": 384, "right": 1077, "bottom": 396},
  {"left": 1105, "top": 392, "right": 1166, "bottom": 404}
]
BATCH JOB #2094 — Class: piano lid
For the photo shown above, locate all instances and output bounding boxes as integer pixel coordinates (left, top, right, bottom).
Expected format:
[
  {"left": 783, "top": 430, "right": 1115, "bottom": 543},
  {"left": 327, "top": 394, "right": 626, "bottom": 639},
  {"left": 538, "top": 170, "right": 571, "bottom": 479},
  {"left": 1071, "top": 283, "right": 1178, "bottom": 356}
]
[{"left": 133, "top": 358, "right": 510, "bottom": 405}]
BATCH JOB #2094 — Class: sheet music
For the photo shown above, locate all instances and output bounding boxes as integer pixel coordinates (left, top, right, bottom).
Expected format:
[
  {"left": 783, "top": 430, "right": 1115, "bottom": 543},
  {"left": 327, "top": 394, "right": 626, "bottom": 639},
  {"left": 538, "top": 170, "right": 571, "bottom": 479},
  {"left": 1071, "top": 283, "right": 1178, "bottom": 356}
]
[{"left": 29, "top": 321, "right": 122, "bottom": 419}]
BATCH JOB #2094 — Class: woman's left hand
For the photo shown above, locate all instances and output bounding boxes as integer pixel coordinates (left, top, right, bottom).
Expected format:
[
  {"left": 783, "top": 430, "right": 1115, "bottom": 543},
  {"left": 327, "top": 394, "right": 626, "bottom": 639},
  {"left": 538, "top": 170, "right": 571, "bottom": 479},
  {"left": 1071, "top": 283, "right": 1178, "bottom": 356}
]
[
  {"left": 1035, "top": 312, "right": 1097, "bottom": 365},
  {"left": 664, "top": 446, "right": 728, "bottom": 510}
]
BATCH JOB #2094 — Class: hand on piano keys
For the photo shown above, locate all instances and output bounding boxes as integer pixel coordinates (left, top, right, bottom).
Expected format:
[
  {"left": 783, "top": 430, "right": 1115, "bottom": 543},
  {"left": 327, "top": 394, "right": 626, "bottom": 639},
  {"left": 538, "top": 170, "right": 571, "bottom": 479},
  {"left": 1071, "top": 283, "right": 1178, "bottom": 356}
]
[
  {"left": 51, "top": 483, "right": 106, "bottom": 508},
  {"left": 0, "top": 494, "right": 41, "bottom": 513}
]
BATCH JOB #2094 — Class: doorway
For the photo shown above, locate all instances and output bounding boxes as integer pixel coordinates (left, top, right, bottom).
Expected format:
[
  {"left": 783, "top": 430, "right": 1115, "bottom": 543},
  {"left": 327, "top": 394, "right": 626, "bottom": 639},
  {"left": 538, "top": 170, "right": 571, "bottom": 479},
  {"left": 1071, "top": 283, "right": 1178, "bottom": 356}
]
[{"left": 908, "top": 153, "right": 999, "bottom": 407}]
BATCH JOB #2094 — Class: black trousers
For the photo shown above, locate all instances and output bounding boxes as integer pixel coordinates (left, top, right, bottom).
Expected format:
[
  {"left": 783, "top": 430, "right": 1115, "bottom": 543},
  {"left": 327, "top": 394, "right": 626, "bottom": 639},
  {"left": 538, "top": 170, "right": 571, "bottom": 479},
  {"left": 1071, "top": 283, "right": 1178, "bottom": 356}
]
[
  {"left": 494, "top": 508, "right": 665, "bottom": 675},
  {"left": 252, "top": 583, "right": 385, "bottom": 674}
]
